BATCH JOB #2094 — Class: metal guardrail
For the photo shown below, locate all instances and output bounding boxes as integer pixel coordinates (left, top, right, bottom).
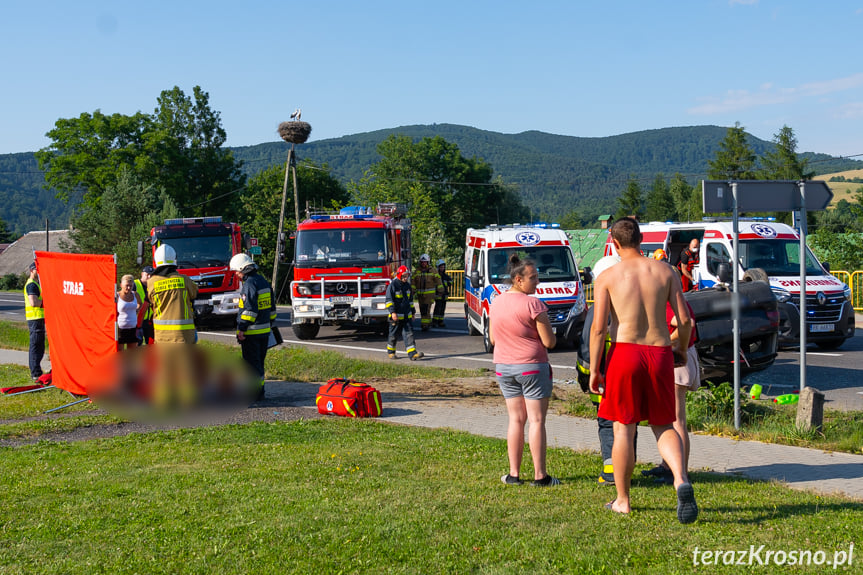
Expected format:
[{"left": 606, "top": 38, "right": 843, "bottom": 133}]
[{"left": 450, "top": 269, "right": 863, "bottom": 312}]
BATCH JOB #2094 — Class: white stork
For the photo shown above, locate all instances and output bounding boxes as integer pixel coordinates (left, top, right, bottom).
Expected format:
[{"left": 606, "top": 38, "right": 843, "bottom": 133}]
[{"left": 290, "top": 108, "right": 302, "bottom": 121}]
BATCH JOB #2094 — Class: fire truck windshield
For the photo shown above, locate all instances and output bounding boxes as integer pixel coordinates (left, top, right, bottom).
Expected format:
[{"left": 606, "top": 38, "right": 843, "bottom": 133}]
[
  {"left": 488, "top": 247, "right": 578, "bottom": 282},
  {"left": 156, "top": 234, "right": 233, "bottom": 268},
  {"left": 296, "top": 229, "right": 387, "bottom": 267}
]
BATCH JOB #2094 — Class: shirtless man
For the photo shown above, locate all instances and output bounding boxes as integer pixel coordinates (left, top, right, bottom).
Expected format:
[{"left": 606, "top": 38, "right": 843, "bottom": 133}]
[{"left": 589, "top": 217, "right": 698, "bottom": 524}]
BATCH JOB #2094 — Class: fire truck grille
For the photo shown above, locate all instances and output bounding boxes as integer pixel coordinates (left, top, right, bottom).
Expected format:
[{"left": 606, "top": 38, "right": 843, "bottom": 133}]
[
  {"left": 195, "top": 277, "right": 223, "bottom": 290},
  {"left": 790, "top": 292, "right": 844, "bottom": 322}
]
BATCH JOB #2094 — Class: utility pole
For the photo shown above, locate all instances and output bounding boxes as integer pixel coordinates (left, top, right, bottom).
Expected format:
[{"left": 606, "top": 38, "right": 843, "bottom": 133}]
[{"left": 273, "top": 114, "right": 312, "bottom": 295}]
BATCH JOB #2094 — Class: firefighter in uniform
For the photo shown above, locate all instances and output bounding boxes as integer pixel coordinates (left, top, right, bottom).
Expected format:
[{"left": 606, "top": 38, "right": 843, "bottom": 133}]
[
  {"left": 24, "top": 262, "right": 46, "bottom": 380},
  {"left": 385, "top": 265, "right": 423, "bottom": 360},
  {"left": 676, "top": 238, "right": 700, "bottom": 292},
  {"left": 412, "top": 253, "right": 443, "bottom": 331},
  {"left": 230, "top": 253, "right": 277, "bottom": 398},
  {"left": 432, "top": 259, "right": 452, "bottom": 328},
  {"left": 146, "top": 244, "right": 199, "bottom": 407},
  {"left": 134, "top": 266, "right": 155, "bottom": 345}
]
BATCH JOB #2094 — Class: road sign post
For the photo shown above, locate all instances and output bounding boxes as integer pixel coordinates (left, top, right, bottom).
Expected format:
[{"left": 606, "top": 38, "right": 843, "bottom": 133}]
[{"left": 702, "top": 180, "right": 833, "bottom": 429}]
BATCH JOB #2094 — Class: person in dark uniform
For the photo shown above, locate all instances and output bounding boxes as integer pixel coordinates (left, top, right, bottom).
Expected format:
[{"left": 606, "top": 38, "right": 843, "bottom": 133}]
[
  {"left": 385, "top": 265, "right": 423, "bottom": 360},
  {"left": 24, "top": 262, "right": 45, "bottom": 380},
  {"left": 432, "top": 259, "right": 452, "bottom": 327},
  {"left": 230, "top": 253, "right": 277, "bottom": 398},
  {"left": 676, "top": 238, "right": 700, "bottom": 292}
]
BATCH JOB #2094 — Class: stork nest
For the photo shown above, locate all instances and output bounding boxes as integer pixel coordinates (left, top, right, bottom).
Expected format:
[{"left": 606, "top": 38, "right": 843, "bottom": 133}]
[{"left": 278, "top": 121, "right": 312, "bottom": 144}]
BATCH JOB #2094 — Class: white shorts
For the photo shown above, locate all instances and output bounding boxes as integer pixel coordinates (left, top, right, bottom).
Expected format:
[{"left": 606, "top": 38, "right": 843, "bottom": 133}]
[{"left": 674, "top": 346, "right": 700, "bottom": 391}]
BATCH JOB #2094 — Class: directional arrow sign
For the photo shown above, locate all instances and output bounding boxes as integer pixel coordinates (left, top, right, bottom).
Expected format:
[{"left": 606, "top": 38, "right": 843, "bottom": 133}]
[{"left": 702, "top": 180, "right": 833, "bottom": 213}]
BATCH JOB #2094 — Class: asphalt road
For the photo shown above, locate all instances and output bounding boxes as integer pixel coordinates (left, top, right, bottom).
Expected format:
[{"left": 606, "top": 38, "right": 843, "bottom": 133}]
[{"left": 2, "top": 292, "right": 861, "bottom": 410}]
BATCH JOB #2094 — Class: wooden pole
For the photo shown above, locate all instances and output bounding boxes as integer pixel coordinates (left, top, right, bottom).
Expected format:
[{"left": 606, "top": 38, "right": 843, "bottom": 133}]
[{"left": 272, "top": 147, "right": 293, "bottom": 290}]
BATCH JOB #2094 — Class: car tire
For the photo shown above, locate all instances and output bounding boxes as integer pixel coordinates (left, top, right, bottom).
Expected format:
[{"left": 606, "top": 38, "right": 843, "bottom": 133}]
[
  {"left": 292, "top": 323, "right": 320, "bottom": 340},
  {"left": 742, "top": 267, "right": 769, "bottom": 283},
  {"left": 483, "top": 318, "right": 494, "bottom": 354}
]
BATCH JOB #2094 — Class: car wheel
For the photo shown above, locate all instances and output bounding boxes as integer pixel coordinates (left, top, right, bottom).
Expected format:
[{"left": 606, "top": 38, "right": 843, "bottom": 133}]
[
  {"left": 742, "top": 267, "right": 769, "bottom": 283},
  {"left": 815, "top": 338, "right": 845, "bottom": 350},
  {"left": 466, "top": 304, "right": 480, "bottom": 335},
  {"left": 483, "top": 318, "right": 494, "bottom": 354}
]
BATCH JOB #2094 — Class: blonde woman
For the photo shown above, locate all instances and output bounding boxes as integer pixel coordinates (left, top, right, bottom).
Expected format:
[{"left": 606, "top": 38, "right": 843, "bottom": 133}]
[
  {"left": 117, "top": 274, "right": 141, "bottom": 350},
  {"left": 489, "top": 253, "right": 559, "bottom": 486}
]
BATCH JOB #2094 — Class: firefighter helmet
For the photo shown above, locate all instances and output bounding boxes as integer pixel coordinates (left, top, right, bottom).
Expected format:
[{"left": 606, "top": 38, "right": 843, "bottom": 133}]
[
  {"left": 396, "top": 265, "right": 409, "bottom": 279},
  {"left": 419, "top": 254, "right": 430, "bottom": 264},
  {"left": 154, "top": 244, "right": 177, "bottom": 267},
  {"left": 230, "top": 253, "right": 255, "bottom": 272},
  {"left": 436, "top": 259, "right": 446, "bottom": 267}
]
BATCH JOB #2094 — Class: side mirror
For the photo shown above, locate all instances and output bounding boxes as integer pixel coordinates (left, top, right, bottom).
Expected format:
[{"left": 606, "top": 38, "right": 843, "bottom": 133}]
[
  {"left": 581, "top": 266, "right": 593, "bottom": 285},
  {"left": 242, "top": 232, "right": 251, "bottom": 250},
  {"left": 716, "top": 262, "right": 732, "bottom": 284},
  {"left": 470, "top": 271, "right": 481, "bottom": 288},
  {"left": 822, "top": 261, "right": 831, "bottom": 273}
]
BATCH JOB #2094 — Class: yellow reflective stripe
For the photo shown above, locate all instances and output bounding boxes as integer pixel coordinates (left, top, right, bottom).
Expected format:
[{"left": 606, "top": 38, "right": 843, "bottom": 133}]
[
  {"left": 153, "top": 323, "right": 196, "bottom": 331},
  {"left": 246, "top": 327, "right": 270, "bottom": 335},
  {"left": 240, "top": 313, "right": 256, "bottom": 322},
  {"left": 373, "top": 393, "right": 381, "bottom": 415},
  {"left": 589, "top": 393, "right": 602, "bottom": 403},
  {"left": 342, "top": 400, "right": 356, "bottom": 417}
]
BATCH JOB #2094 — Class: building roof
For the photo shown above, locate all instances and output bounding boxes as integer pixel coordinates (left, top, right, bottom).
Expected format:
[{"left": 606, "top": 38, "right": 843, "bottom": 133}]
[
  {"left": 0, "top": 230, "right": 75, "bottom": 277},
  {"left": 566, "top": 228, "right": 608, "bottom": 271}
]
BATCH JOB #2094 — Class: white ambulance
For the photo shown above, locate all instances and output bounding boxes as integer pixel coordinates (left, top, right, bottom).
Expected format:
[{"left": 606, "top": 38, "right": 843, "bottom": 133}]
[
  {"left": 603, "top": 219, "right": 855, "bottom": 349},
  {"left": 464, "top": 223, "right": 591, "bottom": 352}
]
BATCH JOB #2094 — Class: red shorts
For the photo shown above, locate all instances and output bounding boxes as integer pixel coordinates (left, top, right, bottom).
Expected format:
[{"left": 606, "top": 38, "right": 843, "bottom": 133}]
[{"left": 597, "top": 342, "right": 675, "bottom": 425}]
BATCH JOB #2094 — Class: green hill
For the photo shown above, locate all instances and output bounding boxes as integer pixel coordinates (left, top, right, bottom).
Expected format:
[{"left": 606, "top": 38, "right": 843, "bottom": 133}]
[{"left": 2, "top": 124, "right": 861, "bottom": 235}]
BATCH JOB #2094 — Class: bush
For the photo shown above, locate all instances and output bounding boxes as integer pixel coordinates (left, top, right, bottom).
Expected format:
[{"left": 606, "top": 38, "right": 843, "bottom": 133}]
[{"left": 0, "top": 273, "right": 26, "bottom": 291}]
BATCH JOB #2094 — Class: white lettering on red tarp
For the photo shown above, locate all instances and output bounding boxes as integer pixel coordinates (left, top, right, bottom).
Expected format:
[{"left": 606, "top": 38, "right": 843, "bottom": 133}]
[{"left": 63, "top": 281, "right": 85, "bottom": 295}]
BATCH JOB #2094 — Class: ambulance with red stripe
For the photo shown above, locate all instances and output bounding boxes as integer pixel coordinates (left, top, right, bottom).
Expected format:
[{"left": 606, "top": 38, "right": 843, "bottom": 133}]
[
  {"left": 603, "top": 220, "right": 855, "bottom": 349},
  {"left": 464, "top": 223, "right": 591, "bottom": 352}
]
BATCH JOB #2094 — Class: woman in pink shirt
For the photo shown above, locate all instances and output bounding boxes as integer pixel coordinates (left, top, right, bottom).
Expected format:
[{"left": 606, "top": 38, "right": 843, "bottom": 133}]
[{"left": 489, "top": 253, "right": 559, "bottom": 487}]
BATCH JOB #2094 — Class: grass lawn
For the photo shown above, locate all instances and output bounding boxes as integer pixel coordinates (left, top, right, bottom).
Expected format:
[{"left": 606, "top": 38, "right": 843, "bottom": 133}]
[{"left": 1, "top": 418, "right": 860, "bottom": 574}]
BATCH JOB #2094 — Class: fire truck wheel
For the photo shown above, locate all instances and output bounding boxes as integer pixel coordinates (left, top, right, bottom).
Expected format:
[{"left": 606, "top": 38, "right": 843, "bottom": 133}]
[
  {"left": 292, "top": 323, "right": 320, "bottom": 340},
  {"left": 742, "top": 268, "right": 769, "bottom": 283}
]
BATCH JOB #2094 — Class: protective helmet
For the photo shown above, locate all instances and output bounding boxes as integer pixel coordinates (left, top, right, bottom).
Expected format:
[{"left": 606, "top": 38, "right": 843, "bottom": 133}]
[
  {"left": 154, "top": 244, "right": 177, "bottom": 267},
  {"left": 396, "top": 265, "right": 409, "bottom": 278},
  {"left": 592, "top": 255, "right": 621, "bottom": 280},
  {"left": 230, "top": 253, "right": 255, "bottom": 272},
  {"left": 653, "top": 249, "right": 667, "bottom": 261},
  {"left": 419, "top": 253, "right": 430, "bottom": 263},
  {"left": 436, "top": 259, "right": 446, "bottom": 267}
]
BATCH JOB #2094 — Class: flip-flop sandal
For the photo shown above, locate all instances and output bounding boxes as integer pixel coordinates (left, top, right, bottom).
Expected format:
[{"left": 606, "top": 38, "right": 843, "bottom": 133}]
[{"left": 677, "top": 483, "right": 699, "bottom": 524}]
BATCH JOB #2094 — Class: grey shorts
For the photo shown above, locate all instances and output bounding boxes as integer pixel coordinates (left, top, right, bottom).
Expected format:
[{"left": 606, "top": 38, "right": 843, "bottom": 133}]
[{"left": 495, "top": 363, "right": 553, "bottom": 400}]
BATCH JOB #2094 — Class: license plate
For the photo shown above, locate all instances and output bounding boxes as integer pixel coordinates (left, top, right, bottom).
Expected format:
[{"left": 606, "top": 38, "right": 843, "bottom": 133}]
[
  {"left": 810, "top": 323, "right": 834, "bottom": 333},
  {"left": 330, "top": 296, "right": 353, "bottom": 303}
]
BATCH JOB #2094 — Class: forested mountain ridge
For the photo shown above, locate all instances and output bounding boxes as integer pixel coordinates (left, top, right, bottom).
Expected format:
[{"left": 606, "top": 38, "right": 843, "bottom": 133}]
[{"left": 2, "top": 124, "right": 860, "bottom": 235}]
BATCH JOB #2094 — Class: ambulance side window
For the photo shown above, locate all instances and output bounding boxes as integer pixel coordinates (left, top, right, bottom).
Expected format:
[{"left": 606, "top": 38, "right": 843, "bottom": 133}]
[
  {"left": 470, "top": 249, "right": 481, "bottom": 277},
  {"left": 706, "top": 243, "right": 731, "bottom": 276}
]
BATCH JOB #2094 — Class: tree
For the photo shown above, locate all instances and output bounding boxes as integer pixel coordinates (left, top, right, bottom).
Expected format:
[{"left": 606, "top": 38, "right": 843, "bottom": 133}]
[
  {"left": 350, "top": 135, "right": 527, "bottom": 262},
  {"left": 645, "top": 173, "right": 675, "bottom": 222},
  {"left": 668, "top": 174, "right": 704, "bottom": 223},
  {"left": 808, "top": 226, "right": 863, "bottom": 271},
  {"left": 759, "top": 125, "right": 814, "bottom": 181},
  {"left": 67, "top": 167, "right": 179, "bottom": 277},
  {"left": 238, "top": 159, "right": 349, "bottom": 280},
  {"left": 615, "top": 175, "right": 644, "bottom": 220},
  {"left": 707, "top": 122, "right": 757, "bottom": 180},
  {"left": 36, "top": 86, "right": 245, "bottom": 216},
  {"left": 0, "top": 215, "right": 15, "bottom": 243}
]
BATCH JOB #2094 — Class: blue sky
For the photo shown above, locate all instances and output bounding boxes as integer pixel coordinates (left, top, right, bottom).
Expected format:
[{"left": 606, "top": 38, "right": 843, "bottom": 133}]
[{"left": 2, "top": 0, "right": 861, "bottom": 158}]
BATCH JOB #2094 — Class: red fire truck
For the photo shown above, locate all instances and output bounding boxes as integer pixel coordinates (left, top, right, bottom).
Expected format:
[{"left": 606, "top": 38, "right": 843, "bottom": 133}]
[
  {"left": 139, "top": 216, "right": 249, "bottom": 322},
  {"left": 290, "top": 203, "right": 411, "bottom": 339}
]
